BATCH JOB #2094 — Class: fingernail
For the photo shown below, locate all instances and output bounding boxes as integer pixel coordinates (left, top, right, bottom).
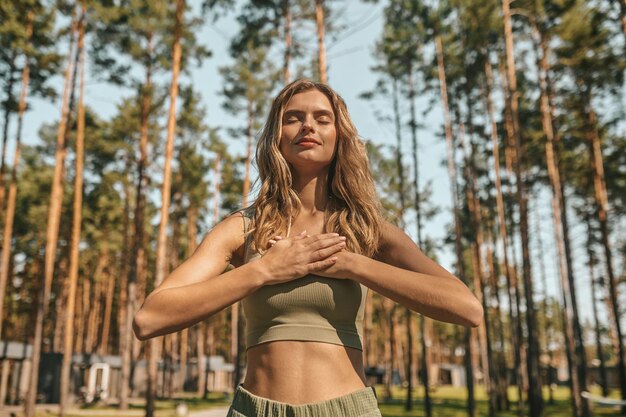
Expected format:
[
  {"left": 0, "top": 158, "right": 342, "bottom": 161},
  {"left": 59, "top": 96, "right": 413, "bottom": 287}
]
[
  {"left": 331, "top": 257, "right": 338, "bottom": 261},
  {"left": 339, "top": 236, "right": 346, "bottom": 240}
]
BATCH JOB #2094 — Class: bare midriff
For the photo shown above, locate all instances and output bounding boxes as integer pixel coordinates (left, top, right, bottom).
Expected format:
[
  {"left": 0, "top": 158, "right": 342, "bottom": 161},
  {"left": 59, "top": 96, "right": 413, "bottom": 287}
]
[{"left": 242, "top": 340, "right": 367, "bottom": 404}]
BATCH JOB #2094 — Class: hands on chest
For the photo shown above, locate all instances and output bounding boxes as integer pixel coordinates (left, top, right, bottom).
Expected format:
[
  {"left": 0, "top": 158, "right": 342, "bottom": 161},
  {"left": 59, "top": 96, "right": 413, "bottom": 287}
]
[{"left": 259, "top": 231, "right": 352, "bottom": 284}]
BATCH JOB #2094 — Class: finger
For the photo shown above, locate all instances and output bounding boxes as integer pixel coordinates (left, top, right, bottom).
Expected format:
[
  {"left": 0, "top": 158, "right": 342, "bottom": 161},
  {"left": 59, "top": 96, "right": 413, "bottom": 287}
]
[
  {"left": 307, "top": 256, "right": 338, "bottom": 272},
  {"left": 310, "top": 242, "right": 346, "bottom": 261},
  {"left": 304, "top": 232, "right": 341, "bottom": 244},
  {"left": 293, "top": 230, "right": 308, "bottom": 240},
  {"left": 308, "top": 235, "right": 346, "bottom": 251}
]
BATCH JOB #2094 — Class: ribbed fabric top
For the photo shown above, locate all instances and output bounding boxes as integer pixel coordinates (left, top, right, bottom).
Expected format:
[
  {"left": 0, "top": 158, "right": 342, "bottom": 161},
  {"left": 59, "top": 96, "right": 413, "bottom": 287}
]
[
  {"left": 240, "top": 212, "right": 367, "bottom": 351},
  {"left": 230, "top": 384, "right": 380, "bottom": 417}
]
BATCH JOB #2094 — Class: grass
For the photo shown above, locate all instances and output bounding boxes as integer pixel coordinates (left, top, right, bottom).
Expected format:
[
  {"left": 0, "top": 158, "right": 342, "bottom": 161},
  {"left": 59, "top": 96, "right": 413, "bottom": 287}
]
[
  {"left": 3, "top": 386, "right": 619, "bottom": 417},
  {"left": 376, "top": 385, "right": 622, "bottom": 417},
  {"left": 10, "top": 392, "right": 232, "bottom": 417}
]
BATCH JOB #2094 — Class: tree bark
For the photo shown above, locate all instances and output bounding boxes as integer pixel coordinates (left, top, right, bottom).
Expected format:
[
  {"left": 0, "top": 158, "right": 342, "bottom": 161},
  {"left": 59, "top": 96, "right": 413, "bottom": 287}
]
[
  {"left": 147, "top": 0, "right": 183, "bottom": 414},
  {"left": 586, "top": 217, "right": 609, "bottom": 397},
  {"left": 435, "top": 34, "right": 474, "bottom": 417},
  {"left": 120, "top": 29, "right": 153, "bottom": 410},
  {"left": 314, "top": 0, "right": 327, "bottom": 83},
  {"left": 25, "top": 10, "right": 78, "bottom": 417},
  {"left": 0, "top": 24, "right": 32, "bottom": 416},
  {"left": 407, "top": 69, "right": 428, "bottom": 415},
  {"left": 60, "top": 3, "right": 86, "bottom": 410},
  {"left": 100, "top": 248, "right": 115, "bottom": 355},
  {"left": 484, "top": 59, "right": 521, "bottom": 413},
  {"left": 0, "top": 14, "right": 32, "bottom": 340},
  {"left": 532, "top": 27, "right": 589, "bottom": 417},
  {"left": 283, "top": 3, "right": 292, "bottom": 85},
  {"left": 0, "top": 51, "right": 17, "bottom": 244},
  {"left": 502, "top": 1, "right": 542, "bottom": 414},
  {"left": 583, "top": 93, "right": 626, "bottom": 413},
  {"left": 460, "top": 121, "right": 496, "bottom": 417}
]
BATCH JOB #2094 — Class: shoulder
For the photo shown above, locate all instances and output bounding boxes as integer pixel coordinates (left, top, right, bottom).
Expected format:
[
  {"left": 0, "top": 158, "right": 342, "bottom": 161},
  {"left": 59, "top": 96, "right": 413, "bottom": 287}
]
[{"left": 197, "top": 212, "right": 247, "bottom": 265}]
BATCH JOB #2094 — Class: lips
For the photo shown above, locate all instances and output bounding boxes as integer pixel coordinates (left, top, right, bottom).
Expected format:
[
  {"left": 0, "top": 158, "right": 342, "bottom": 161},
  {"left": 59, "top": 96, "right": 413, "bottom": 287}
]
[{"left": 295, "top": 137, "right": 321, "bottom": 145}]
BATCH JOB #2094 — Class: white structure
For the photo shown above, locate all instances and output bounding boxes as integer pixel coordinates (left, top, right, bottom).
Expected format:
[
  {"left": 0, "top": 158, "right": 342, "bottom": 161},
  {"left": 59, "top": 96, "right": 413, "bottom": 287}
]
[{"left": 85, "top": 363, "right": 110, "bottom": 403}]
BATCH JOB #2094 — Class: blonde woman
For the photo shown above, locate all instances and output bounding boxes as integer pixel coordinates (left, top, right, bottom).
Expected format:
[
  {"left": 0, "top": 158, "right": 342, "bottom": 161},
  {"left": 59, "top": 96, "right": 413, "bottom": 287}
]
[{"left": 134, "top": 79, "right": 482, "bottom": 417}]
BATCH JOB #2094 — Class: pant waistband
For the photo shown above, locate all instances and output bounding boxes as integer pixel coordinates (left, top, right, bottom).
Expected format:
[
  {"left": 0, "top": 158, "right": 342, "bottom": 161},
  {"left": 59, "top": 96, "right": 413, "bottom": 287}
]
[{"left": 231, "top": 384, "right": 379, "bottom": 417}]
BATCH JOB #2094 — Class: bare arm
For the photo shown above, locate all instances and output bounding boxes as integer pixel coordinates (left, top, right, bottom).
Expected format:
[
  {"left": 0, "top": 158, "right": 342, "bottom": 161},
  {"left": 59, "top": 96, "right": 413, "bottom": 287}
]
[
  {"left": 132, "top": 214, "right": 256, "bottom": 340},
  {"left": 318, "top": 221, "right": 483, "bottom": 327},
  {"left": 133, "top": 214, "right": 347, "bottom": 340}
]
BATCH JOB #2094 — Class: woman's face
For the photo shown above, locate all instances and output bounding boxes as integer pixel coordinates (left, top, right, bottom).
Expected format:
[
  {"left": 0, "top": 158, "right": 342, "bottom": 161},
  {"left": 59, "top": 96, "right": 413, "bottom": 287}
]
[{"left": 279, "top": 89, "right": 338, "bottom": 172}]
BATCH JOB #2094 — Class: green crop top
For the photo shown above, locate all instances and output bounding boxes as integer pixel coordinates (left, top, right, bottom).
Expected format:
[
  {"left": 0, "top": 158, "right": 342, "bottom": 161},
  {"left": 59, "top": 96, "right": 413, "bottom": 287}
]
[{"left": 240, "top": 212, "right": 367, "bottom": 351}]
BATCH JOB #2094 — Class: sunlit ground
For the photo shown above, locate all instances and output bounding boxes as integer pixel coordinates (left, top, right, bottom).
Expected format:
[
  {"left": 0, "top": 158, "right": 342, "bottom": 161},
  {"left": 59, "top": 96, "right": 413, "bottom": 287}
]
[
  {"left": 377, "top": 385, "right": 622, "bottom": 417},
  {"left": 13, "top": 386, "right": 621, "bottom": 417}
]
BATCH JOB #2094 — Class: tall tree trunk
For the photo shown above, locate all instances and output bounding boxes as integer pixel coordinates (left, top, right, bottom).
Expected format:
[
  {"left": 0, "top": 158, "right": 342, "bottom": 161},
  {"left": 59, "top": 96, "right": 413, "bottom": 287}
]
[
  {"left": 75, "top": 277, "right": 85, "bottom": 353},
  {"left": 196, "top": 157, "right": 221, "bottom": 397},
  {"left": 583, "top": 92, "right": 626, "bottom": 413},
  {"left": 0, "top": 13, "right": 32, "bottom": 340},
  {"left": 532, "top": 27, "right": 589, "bottom": 417},
  {"left": 435, "top": 34, "right": 474, "bottom": 417},
  {"left": 283, "top": 3, "right": 292, "bottom": 85},
  {"left": 53, "top": 271, "right": 68, "bottom": 352},
  {"left": 117, "top": 156, "right": 132, "bottom": 358},
  {"left": 459, "top": 121, "right": 496, "bottom": 417},
  {"left": 405, "top": 71, "right": 432, "bottom": 417},
  {"left": 99, "top": 248, "right": 114, "bottom": 355},
  {"left": 60, "top": 3, "right": 86, "bottom": 411},
  {"left": 498, "top": 53, "right": 528, "bottom": 402},
  {"left": 196, "top": 323, "right": 207, "bottom": 397},
  {"left": 25, "top": 11, "right": 78, "bottom": 417},
  {"left": 531, "top": 194, "right": 556, "bottom": 408},
  {"left": 485, "top": 230, "right": 509, "bottom": 411},
  {"left": 484, "top": 59, "right": 521, "bottom": 414},
  {"left": 85, "top": 275, "right": 101, "bottom": 353},
  {"left": 146, "top": 1, "right": 183, "bottom": 414},
  {"left": 314, "top": 0, "right": 327, "bottom": 83},
  {"left": 586, "top": 217, "right": 609, "bottom": 397},
  {"left": 407, "top": 69, "right": 429, "bottom": 416},
  {"left": 120, "top": 30, "right": 153, "bottom": 410},
  {"left": 0, "top": 51, "right": 17, "bottom": 243},
  {"left": 382, "top": 300, "right": 396, "bottom": 401},
  {"left": 502, "top": 2, "right": 542, "bottom": 414},
  {"left": 212, "top": 156, "right": 221, "bottom": 224},
  {"left": 178, "top": 206, "right": 198, "bottom": 392},
  {"left": 0, "top": 17, "right": 32, "bottom": 408},
  {"left": 389, "top": 74, "right": 407, "bottom": 407}
]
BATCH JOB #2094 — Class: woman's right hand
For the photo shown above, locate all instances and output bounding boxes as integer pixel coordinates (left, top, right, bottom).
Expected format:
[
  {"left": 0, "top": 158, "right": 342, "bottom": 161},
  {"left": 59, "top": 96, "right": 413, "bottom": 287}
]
[{"left": 257, "top": 231, "right": 346, "bottom": 285}]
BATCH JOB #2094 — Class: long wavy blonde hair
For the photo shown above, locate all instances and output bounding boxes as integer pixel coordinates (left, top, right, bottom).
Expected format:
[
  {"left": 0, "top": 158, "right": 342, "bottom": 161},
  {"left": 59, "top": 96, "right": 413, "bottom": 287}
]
[{"left": 249, "top": 79, "right": 383, "bottom": 257}]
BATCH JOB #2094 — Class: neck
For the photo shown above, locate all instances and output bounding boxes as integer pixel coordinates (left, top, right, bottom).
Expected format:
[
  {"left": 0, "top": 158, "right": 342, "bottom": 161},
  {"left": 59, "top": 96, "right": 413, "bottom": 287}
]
[{"left": 292, "top": 168, "right": 330, "bottom": 214}]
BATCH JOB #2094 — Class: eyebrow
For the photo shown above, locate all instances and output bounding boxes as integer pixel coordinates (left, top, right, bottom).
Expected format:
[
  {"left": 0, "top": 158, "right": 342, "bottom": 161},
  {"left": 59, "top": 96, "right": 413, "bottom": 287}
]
[{"left": 283, "top": 109, "right": 335, "bottom": 118}]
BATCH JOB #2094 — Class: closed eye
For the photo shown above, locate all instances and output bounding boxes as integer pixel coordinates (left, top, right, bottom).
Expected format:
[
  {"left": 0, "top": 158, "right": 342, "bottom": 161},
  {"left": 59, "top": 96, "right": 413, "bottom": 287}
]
[{"left": 284, "top": 116, "right": 300, "bottom": 124}]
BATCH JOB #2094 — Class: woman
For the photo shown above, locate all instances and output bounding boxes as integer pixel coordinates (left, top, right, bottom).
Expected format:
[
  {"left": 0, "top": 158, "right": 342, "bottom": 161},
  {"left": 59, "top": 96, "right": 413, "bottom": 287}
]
[{"left": 133, "top": 79, "right": 483, "bottom": 417}]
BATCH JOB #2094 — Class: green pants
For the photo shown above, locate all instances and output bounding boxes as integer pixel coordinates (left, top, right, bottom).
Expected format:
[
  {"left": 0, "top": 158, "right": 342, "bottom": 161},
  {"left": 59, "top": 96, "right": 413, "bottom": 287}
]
[{"left": 227, "top": 384, "right": 382, "bottom": 417}]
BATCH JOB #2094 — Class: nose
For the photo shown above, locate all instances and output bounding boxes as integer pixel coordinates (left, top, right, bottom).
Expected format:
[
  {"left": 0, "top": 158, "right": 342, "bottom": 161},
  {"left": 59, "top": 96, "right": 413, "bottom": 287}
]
[{"left": 301, "top": 116, "right": 314, "bottom": 133}]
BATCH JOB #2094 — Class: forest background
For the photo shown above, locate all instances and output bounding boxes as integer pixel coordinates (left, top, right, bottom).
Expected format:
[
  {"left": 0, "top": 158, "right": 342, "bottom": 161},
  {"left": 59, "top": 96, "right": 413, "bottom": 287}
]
[{"left": 1, "top": 0, "right": 625, "bottom": 417}]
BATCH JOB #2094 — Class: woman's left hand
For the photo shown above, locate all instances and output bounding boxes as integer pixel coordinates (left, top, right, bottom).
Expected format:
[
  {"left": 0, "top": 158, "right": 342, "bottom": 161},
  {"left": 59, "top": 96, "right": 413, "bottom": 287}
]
[{"left": 312, "top": 249, "right": 351, "bottom": 279}]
